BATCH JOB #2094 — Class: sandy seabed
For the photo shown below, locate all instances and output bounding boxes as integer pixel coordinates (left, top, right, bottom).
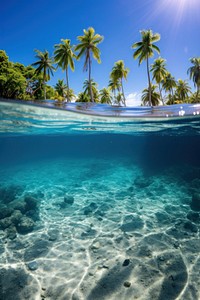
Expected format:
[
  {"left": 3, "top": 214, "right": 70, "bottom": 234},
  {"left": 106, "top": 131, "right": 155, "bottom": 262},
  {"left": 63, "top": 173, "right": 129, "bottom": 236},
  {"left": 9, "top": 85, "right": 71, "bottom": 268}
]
[{"left": 0, "top": 158, "right": 200, "bottom": 300}]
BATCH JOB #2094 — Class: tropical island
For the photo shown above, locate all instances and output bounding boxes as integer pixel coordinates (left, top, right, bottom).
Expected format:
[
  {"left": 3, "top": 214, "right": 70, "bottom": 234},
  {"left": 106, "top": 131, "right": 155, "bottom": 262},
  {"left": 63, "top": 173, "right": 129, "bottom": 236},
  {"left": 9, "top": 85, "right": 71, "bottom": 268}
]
[{"left": 0, "top": 28, "right": 199, "bottom": 106}]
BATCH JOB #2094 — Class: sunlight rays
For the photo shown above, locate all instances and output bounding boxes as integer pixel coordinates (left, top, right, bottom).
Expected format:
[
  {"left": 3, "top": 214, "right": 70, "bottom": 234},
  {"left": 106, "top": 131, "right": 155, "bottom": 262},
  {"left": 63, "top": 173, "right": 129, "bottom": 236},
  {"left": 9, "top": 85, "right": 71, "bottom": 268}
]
[
  {"left": 147, "top": 0, "right": 200, "bottom": 35},
  {"left": 164, "top": 0, "right": 199, "bottom": 22},
  {"left": 158, "top": 0, "right": 199, "bottom": 23}
]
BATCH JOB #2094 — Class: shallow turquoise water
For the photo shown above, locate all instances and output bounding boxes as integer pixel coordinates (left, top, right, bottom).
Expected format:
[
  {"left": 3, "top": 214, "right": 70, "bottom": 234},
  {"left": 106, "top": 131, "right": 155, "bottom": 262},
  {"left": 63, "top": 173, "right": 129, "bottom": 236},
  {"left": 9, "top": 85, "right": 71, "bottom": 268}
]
[{"left": 0, "top": 100, "right": 200, "bottom": 300}]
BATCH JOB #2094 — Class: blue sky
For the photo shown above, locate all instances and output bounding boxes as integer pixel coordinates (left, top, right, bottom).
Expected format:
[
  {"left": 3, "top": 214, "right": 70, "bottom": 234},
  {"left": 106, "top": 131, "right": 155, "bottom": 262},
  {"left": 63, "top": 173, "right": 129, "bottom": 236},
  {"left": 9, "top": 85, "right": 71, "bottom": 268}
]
[{"left": 1, "top": 0, "right": 200, "bottom": 105}]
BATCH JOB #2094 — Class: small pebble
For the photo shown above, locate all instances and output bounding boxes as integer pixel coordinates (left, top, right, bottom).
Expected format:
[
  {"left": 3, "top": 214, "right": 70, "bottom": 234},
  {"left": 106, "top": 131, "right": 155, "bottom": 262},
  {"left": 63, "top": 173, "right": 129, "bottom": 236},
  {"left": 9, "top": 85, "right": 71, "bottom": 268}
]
[
  {"left": 173, "top": 241, "right": 180, "bottom": 249},
  {"left": 27, "top": 261, "right": 38, "bottom": 271},
  {"left": 159, "top": 256, "right": 165, "bottom": 261},
  {"left": 103, "top": 265, "right": 109, "bottom": 269},
  {"left": 91, "top": 242, "right": 100, "bottom": 250},
  {"left": 48, "top": 233, "right": 57, "bottom": 241},
  {"left": 124, "top": 281, "right": 131, "bottom": 288},
  {"left": 122, "top": 259, "right": 130, "bottom": 266}
]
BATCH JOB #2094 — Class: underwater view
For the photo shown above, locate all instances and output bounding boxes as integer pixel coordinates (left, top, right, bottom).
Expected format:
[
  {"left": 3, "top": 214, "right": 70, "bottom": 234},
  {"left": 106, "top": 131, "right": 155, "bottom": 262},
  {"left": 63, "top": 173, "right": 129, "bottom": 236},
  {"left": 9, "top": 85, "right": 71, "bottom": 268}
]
[{"left": 0, "top": 100, "right": 200, "bottom": 300}]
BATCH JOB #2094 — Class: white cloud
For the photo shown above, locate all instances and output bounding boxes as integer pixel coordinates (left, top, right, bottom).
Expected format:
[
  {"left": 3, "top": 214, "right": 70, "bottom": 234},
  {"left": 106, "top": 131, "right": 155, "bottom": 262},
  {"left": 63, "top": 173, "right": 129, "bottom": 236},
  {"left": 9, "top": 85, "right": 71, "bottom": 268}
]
[
  {"left": 69, "top": 92, "right": 142, "bottom": 106},
  {"left": 126, "top": 92, "right": 142, "bottom": 107}
]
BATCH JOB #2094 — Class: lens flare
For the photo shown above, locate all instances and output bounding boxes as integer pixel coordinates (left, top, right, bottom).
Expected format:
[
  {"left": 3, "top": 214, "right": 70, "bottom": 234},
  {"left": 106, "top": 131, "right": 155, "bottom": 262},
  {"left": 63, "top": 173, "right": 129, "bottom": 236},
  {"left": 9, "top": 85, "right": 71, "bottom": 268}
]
[{"left": 151, "top": 0, "right": 200, "bottom": 32}]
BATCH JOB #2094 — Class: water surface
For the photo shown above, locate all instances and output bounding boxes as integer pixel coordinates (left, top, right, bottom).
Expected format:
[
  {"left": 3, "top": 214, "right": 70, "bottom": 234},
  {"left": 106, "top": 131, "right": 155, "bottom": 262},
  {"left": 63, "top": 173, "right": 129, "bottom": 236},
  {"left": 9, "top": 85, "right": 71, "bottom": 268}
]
[{"left": 0, "top": 100, "right": 200, "bottom": 300}]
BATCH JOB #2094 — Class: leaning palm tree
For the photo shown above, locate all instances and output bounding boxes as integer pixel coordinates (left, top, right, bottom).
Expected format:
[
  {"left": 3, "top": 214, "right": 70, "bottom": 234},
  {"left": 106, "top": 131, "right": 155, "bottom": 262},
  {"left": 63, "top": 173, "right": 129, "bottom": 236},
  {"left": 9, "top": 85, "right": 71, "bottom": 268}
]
[
  {"left": 142, "top": 84, "right": 160, "bottom": 106},
  {"left": 187, "top": 57, "right": 200, "bottom": 100},
  {"left": 150, "top": 57, "right": 168, "bottom": 105},
  {"left": 132, "top": 30, "right": 160, "bottom": 106},
  {"left": 75, "top": 27, "right": 103, "bottom": 102},
  {"left": 32, "top": 50, "right": 55, "bottom": 100},
  {"left": 189, "top": 92, "right": 200, "bottom": 104},
  {"left": 99, "top": 88, "right": 112, "bottom": 104},
  {"left": 162, "top": 72, "right": 177, "bottom": 104},
  {"left": 54, "top": 79, "right": 68, "bottom": 98},
  {"left": 54, "top": 39, "right": 76, "bottom": 102},
  {"left": 175, "top": 79, "right": 191, "bottom": 102},
  {"left": 110, "top": 60, "right": 129, "bottom": 106}
]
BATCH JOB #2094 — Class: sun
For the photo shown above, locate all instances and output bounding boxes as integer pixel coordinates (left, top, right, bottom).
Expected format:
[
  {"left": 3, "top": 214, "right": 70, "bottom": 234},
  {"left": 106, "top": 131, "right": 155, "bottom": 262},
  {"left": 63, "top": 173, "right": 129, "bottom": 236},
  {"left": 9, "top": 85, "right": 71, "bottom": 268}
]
[
  {"left": 154, "top": 0, "right": 200, "bottom": 28},
  {"left": 165, "top": 0, "right": 199, "bottom": 9},
  {"left": 162, "top": 0, "right": 200, "bottom": 11}
]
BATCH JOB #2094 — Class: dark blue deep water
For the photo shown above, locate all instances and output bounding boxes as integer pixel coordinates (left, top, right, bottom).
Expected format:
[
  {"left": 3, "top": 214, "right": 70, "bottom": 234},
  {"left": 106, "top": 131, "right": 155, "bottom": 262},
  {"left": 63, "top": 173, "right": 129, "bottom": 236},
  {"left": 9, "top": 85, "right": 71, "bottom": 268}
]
[
  {"left": 0, "top": 134, "right": 200, "bottom": 173},
  {"left": 0, "top": 100, "right": 200, "bottom": 300}
]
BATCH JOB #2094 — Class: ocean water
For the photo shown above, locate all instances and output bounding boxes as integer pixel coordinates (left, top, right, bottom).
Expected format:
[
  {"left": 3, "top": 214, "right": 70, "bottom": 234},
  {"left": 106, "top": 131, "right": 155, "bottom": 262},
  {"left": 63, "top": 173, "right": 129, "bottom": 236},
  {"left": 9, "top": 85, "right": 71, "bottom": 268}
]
[{"left": 0, "top": 100, "right": 200, "bottom": 300}]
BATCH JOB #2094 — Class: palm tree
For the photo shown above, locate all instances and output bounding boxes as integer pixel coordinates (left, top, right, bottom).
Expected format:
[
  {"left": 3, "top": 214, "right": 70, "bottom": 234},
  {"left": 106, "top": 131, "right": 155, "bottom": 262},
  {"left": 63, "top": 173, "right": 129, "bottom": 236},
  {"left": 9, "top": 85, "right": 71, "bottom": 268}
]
[
  {"left": 99, "top": 88, "right": 112, "bottom": 104},
  {"left": 31, "top": 75, "right": 44, "bottom": 99},
  {"left": 32, "top": 50, "right": 55, "bottom": 100},
  {"left": 83, "top": 79, "right": 99, "bottom": 102},
  {"left": 189, "top": 92, "right": 200, "bottom": 103},
  {"left": 150, "top": 57, "right": 168, "bottom": 105},
  {"left": 132, "top": 30, "right": 160, "bottom": 106},
  {"left": 66, "top": 88, "right": 76, "bottom": 102},
  {"left": 108, "top": 77, "right": 121, "bottom": 100},
  {"left": 54, "top": 39, "right": 76, "bottom": 102},
  {"left": 115, "top": 93, "right": 124, "bottom": 106},
  {"left": 175, "top": 79, "right": 191, "bottom": 102},
  {"left": 187, "top": 57, "right": 200, "bottom": 100},
  {"left": 142, "top": 84, "right": 160, "bottom": 106},
  {"left": 54, "top": 79, "right": 68, "bottom": 98},
  {"left": 76, "top": 92, "right": 90, "bottom": 102},
  {"left": 110, "top": 60, "right": 129, "bottom": 106},
  {"left": 162, "top": 72, "right": 177, "bottom": 104},
  {"left": 75, "top": 27, "right": 103, "bottom": 102}
]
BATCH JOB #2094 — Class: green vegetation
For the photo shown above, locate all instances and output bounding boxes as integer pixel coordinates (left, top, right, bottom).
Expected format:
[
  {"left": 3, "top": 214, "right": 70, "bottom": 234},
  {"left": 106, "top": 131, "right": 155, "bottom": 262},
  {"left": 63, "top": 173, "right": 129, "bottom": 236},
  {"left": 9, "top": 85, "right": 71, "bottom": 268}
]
[
  {"left": 82, "top": 79, "right": 99, "bottom": 102},
  {"left": 187, "top": 57, "right": 200, "bottom": 101},
  {"left": 75, "top": 27, "right": 103, "bottom": 103},
  {"left": 0, "top": 50, "right": 30, "bottom": 100},
  {"left": 54, "top": 39, "right": 76, "bottom": 102},
  {"left": 175, "top": 79, "right": 191, "bottom": 103},
  {"left": 32, "top": 50, "right": 56, "bottom": 100},
  {"left": 110, "top": 60, "right": 129, "bottom": 106},
  {"left": 162, "top": 72, "right": 177, "bottom": 104},
  {"left": 142, "top": 84, "right": 160, "bottom": 106},
  {"left": 132, "top": 30, "right": 160, "bottom": 106},
  {"left": 99, "top": 88, "right": 112, "bottom": 104},
  {"left": 0, "top": 27, "right": 199, "bottom": 106},
  {"left": 150, "top": 57, "right": 167, "bottom": 105},
  {"left": 54, "top": 79, "right": 68, "bottom": 101}
]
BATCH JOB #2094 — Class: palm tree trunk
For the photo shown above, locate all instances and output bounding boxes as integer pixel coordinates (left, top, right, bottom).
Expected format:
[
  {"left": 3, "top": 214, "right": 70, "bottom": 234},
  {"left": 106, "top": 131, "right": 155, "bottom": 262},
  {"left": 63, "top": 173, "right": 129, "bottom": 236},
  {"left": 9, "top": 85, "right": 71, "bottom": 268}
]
[
  {"left": 32, "top": 83, "right": 42, "bottom": 97},
  {"left": 121, "top": 78, "right": 126, "bottom": 107},
  {"left": 117, "top": 87, "right": 121, "bottom": 106},
  {"left": 66, "top": 67, "right": 70, "bottom": 102},
  {"left": 170, "top": 88, "right": 174, "bottom": 104},
  {"left": 159, "top": 83, "right": 164, "bottom": 105},
  {"left": 113, "top": 89, "right": 116, "bottom": 104},
  {"left": 196, "top": 86, "right": 199, "bottom": 100},
  {"left": 146, "top": 55, "right": 152, "bottom": 106},
  {"left": 44, "top": 81, "right": 46, "bottom": 100},
  {"left": 43, "top": 69, "right": 46, "bottom": 100},
  {"left": 88, "top": 52, "right": 94, "bottom": 102}
]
